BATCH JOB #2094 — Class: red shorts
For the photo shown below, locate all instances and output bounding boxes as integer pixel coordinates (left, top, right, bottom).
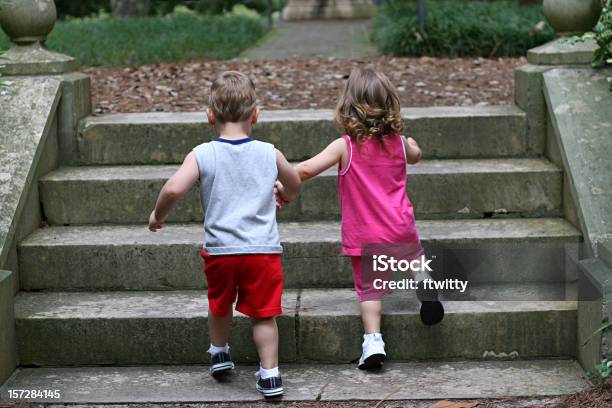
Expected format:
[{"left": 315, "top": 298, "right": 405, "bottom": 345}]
[{"left": 200, "top": 248, "right": 283, "bottom": 318}]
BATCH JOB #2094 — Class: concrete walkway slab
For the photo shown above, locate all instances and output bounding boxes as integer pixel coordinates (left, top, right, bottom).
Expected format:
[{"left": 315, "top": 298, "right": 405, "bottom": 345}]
[
  {"left": 0, "top": 361, "right": 586, "bottom": 403},
  {"left": 242, "top": 20, "right": 378, "bottom": 60}
]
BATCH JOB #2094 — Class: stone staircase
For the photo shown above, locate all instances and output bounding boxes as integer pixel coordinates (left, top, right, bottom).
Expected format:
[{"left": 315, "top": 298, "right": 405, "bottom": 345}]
[{"left": 2, "top": 106, "right": 588, "bottom": 403}]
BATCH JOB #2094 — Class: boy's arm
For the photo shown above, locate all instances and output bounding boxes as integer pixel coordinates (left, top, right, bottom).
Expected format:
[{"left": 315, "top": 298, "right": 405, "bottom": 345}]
[
  {"left": 149, "top": 152, "right": 200, "bottom": 232},
  {"left": 402, "top": 136, "right": 422, "bottom": 165},
  {"left": 275, "top": 149, "right": 301, "bottom": 203},
  {"left": 294, "top": 138, "right": 345, "bottom": 182}
]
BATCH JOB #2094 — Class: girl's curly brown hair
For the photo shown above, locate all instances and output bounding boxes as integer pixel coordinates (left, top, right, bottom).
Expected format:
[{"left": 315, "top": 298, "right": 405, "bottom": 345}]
[{"left": 335, "top": 68, "right": 403, "bottom": 144}]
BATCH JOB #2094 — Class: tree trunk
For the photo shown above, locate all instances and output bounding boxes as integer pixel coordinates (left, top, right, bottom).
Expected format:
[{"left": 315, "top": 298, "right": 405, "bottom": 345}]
[{"left": 110, "top": 0, "right": 152, "bottom": 18}]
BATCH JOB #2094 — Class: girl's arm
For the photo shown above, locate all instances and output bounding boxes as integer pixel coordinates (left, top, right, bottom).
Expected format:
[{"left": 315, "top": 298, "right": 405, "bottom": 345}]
[
  {"left": 149, "top": 152, "right": 200, "bottom": 232},
  {"left": 295, "top": 138, "right": 347, "bottom": 182},
  {"left": 402, "top": 136, "right": 422, "bottom": 165}
]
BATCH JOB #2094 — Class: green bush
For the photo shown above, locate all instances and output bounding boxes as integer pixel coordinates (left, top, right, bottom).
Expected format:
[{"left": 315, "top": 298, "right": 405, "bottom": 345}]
[
  {"left": 0, "top": 12, "right": 267, "bottom": 66},
  {"left": 193, "top": 0, "right": 281, "bottom": 15},
  {"left": 54, "top": 1, "right": 281, "bottom": 18},
  {"left": 373, "top": 0, "right": 555, "bottom": 58},
  {"left": 55, "top": 0, "right": 110, "bottom": 18}
]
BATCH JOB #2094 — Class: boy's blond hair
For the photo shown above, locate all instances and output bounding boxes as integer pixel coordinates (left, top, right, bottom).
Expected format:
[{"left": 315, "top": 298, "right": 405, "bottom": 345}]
[{"left": 209, "top": 71, "right": 257, "bottom": 124}]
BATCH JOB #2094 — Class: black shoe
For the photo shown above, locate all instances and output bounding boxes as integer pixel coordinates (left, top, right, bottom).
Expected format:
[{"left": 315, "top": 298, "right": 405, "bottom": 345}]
[
  {"left": 256, "top": 374, "right": 284, "bottom": 397},
  {"left": 420, "top": 300, "right": 445, "bottom": 326},
  {"left": 209, "top": 351, "right": 235, "bottom": 376},
  {"left": 415, "top": 280, "right": 444, "bottom": 326}
]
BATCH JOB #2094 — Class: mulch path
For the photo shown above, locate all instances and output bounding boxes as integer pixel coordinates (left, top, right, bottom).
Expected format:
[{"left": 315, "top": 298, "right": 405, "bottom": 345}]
[
  {"left": 555, "top": 378, "right": 612, "bottom": 408},
  {"left": 84, "top": 56, "right": 527, "bottom": 115}
]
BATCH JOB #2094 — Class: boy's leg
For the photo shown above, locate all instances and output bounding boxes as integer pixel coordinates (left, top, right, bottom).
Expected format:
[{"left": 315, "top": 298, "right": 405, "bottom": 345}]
[
  {"left": 207, "top": 309, "right": 235, "bottom": 376},
  {"left": 235, "top": 253, "right": 283, "bottom": 369},
  {"left": 209, "top": 309, "right": 233, "bottom": 347},
  {"left": 252, "top": 316, "right": 283, "bottom": 397},
  {"left": 201, "top": 250, "right": 238, "bottom": 375},
  {"left": 252, "top": 317, "right": 279, "bottom": 369},
  {"left": 235, "top": 254, "right": 284, "bottom": 396}
]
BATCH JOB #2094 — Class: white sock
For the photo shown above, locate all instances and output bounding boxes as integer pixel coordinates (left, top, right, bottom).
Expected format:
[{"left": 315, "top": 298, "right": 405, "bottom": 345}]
[
  {"left": 208, "top": 343, "right": 229, "bottom": 355},
  {"left": 364, "top": 333, "right": 383, "bottom": 341},
  {"left": 259, "top": 366, "right": 280, "bottom": 379}
]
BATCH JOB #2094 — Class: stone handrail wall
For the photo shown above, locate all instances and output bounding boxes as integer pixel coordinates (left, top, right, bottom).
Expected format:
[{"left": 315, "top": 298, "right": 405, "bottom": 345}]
[
  {"left": 0, "top": 76, "right": 62, "bottom": 384},
  {"left": 0, "top": 72, "right": 90, "bottom": 385},
  {"left": 0, "top": 0, "right": 92, "bottom": 383},
  {"left": 515, "top": 37, "right": 611, "bottom": 370}
]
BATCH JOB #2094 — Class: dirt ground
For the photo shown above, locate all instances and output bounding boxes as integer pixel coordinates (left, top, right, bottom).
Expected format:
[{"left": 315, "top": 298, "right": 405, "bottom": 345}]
[{"left": 84, "top": 56, "right": 526, "bottom": 115}]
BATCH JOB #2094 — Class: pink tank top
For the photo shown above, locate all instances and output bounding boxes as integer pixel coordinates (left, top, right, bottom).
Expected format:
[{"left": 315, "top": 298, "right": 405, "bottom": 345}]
[{"left": 338, "top": 134, "right": 422, "bottom": 256}]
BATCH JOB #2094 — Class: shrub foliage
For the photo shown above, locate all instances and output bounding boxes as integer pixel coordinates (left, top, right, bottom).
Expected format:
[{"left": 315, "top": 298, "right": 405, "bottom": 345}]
[
  {"left": 0, "top": 12, "right": 268, "bottom": 66},
  {"left": 372, "top": 0, "right": 555, "bottom": 58},
  {"left": 53, "top": 0, "right": 281, "bottom": 18}
]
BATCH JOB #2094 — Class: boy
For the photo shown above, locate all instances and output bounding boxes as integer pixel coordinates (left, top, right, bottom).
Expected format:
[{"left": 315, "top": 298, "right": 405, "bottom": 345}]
[{"left": 148, "top": 71, "right": 301, "bottom": 397}]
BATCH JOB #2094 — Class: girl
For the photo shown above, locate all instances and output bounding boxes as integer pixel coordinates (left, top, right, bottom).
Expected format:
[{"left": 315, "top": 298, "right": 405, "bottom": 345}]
[{"left": 287, "top": 68, "right": 442, "bottom": 370}]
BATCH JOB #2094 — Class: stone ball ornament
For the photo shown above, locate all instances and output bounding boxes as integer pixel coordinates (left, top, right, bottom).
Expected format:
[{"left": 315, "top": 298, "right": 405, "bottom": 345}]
[
  {"left": 0, "top": 0, "right": 77, "bottom": 75},
  {"left": 543, "top": 0, "right": 603, "bottom": 36},
  {"left": 0, "top": 0, "right": 57, "bottom": 44}
]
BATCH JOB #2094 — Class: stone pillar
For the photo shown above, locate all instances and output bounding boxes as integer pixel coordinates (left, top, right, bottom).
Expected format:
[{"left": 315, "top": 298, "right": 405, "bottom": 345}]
[
  {"left": 514, "top": 38, "right": 598, "bottom": 159},
  {"left": 283, "top": 0, "right": 375, "bottom": 20},
  {"left": 0, "top": 0, "right": 91, "bottom": 164},
  {"left": 0, "top": 0, "right": 77, "bottom": 75}
]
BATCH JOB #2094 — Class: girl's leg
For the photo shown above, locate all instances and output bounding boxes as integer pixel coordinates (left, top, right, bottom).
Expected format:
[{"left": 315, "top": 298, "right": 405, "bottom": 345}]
[
  {"left": 208, "top": 309, "right": 232, "bottom": 347},
  {"left": 360, "top": 300, "right": 382, "bottom": 334},
  {"left": 252, "top": 317, "right": 279, "bottom": 369},
  {"left": 352, "top": 256, "right": 386, "bottom": 369},
  {"left": 351, "top": 256, "right": 383, "bottom": 333}
]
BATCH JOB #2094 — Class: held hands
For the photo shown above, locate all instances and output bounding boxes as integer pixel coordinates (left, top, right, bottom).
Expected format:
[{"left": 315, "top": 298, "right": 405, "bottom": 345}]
[
  {"left": 406, "top": 137, "right": 418, "bottom": 148},
  {"left": 274, "top": 180, "right": 295, "bottom": 209},
  {"left": 148, "top": 210, "right": 165, "bottom": 232},
  {"left": 405, "top": 136, "right": 422, "bottom": 164}
]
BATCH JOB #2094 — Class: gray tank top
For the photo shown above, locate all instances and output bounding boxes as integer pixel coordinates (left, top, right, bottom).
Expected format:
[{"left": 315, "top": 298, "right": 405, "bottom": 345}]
[{"left": 192, "top": 138, "right": 282, "bottom": 255}]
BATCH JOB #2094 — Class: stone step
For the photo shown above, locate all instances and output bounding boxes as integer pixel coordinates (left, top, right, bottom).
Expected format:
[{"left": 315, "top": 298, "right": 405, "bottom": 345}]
[
  {"left": 40, "top": 158, "right": 562, "bottom": 225},
  {"left": 18, "top": 219, "right": 582, "bottom": 291},
  {"left": 0, "top": 360, "right": 586, "bottom": 403},
  {"left": 14, "top": 287, "right": 576, "bottom": 366},
  {"left": 75, "top": 106, "right": 527, "bottom": 165}
]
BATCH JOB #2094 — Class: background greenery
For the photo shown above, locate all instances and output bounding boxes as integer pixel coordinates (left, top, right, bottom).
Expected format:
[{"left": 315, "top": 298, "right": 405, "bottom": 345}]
[
  {"left": 372, "top": 0, "right": 555, "bottom": 57},
  {"left": 575, "top": 0, "right": 611, "bottom": 91},
  {"left": 0, "top": 11, "right": 268, "bottom": 66},
  {"left": 54, "top": 0, "right": 282, "bottom": 18}
]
